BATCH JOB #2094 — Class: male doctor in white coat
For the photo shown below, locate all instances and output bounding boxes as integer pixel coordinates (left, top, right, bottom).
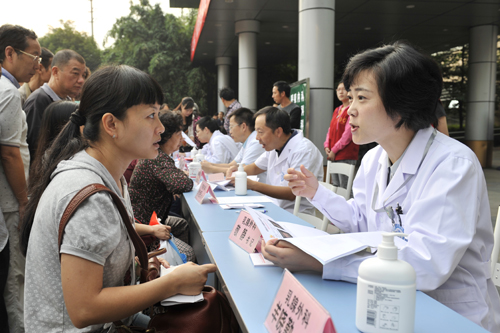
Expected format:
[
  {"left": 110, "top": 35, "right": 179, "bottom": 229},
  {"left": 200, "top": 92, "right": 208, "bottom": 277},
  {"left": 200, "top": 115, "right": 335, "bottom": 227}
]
[
  {"left": 261, "top": 41, "right": 500, "bottom": 331},
  {"left": 200, "top": 107, "right": 266, "bottom": 182},
  {"left": 228, "top": 106, "right": 323, "bottom": 214}
]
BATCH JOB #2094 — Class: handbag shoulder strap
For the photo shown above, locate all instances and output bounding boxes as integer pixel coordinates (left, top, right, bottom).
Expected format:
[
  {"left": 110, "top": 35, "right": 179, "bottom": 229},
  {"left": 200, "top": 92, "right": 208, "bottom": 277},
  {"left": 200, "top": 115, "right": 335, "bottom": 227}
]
[{"left": 57, "top": 183, "right": 148, "bottom": 273}]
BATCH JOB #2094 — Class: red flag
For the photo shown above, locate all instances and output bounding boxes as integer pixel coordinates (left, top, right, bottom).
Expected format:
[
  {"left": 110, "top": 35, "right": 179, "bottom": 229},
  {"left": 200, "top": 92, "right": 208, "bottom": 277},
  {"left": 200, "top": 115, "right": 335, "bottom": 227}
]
[{"left": 149, "top": 211, "right": 160, "bottom": 225}]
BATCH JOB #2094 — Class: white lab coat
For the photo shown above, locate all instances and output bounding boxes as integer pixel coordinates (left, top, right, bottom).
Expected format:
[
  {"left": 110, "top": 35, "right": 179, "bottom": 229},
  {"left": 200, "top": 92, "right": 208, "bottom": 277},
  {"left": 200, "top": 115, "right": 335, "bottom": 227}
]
[
  {"left": 255, "top": 130, "right": 323, "bottom": 214},
  {"left": 201, "top": 130, "right": 239, "bottom": 164},
  {"left": 311, "top": 126, "right": 500, "bottom": 331},
  {"left": 234, "top": 131, "right": 267, "bottom": 183}
]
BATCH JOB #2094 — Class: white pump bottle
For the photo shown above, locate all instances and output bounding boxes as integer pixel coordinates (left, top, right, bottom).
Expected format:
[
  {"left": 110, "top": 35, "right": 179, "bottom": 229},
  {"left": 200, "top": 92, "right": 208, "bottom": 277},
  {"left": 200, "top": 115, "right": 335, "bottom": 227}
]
[
  {"left": 234, "top": 163, "right": 247, "bottom": 195},
  {"left": 188, "top": 156, "right": 201, "bottom": 179},
  {"left": 356, "top": 232, "right": 416, "bottom": 333}
]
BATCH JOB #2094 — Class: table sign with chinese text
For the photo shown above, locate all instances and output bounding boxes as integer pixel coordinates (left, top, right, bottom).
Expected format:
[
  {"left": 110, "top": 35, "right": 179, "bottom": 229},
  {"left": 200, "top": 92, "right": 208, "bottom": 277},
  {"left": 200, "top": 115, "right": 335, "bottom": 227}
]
[
  {"left": 229, "top": 210, "right": 263, "bottom": 253},
  {"left": 265, "top": 269, "right": 336, "bottom": 333},
  {"left": 195, "top": 181, "right": 218, "bottom": 204}
]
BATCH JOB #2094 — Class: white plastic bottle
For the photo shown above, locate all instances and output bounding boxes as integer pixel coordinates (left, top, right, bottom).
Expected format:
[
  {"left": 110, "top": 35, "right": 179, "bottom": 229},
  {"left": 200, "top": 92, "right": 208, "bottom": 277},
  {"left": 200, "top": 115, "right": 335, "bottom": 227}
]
[
  {"left": 188, "top": 156, "right": 201, "bottom": 179},
  {"left": 191, "top": 147, "right": 198, "bottom": 159},
  {"left": 234, "top": 163, "right": 247, "bottom": 195},
  {"left": 356, "top": 233, "right": 416, "bottom": 333}
]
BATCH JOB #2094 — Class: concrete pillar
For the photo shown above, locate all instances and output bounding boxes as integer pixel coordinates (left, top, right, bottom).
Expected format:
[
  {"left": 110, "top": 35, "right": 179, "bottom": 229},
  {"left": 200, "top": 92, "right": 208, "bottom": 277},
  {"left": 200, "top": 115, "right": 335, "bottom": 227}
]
[
  {"left": 216, "top": 57, "right": 232, "bottom": 114},
  {"left": 465, "top": 25, "right": 498, "bottom": 168},
  {"left": 235, "top": 20, "right": 260, "bottom": 111},
  {"left": 298, "top": 0, "right": 335, "bottom": 161}
]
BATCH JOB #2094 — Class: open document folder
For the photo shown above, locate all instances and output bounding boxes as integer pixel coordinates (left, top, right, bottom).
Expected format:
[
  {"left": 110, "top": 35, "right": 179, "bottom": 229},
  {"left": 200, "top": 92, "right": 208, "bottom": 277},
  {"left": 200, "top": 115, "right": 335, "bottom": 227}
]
[
  {"left": 243, "top": 206, "right": 407, "bottom": 266},
  {"left": 160, "top": 266, "right": 204, "bottom": 306},
  {"left": 283, "top": 231, "right": 408, "bottom": 265}
]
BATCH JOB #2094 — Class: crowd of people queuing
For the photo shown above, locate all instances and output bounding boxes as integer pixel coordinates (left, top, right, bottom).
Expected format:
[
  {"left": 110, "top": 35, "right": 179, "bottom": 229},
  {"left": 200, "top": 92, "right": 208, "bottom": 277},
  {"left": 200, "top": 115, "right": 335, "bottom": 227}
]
[{"left": 1, "top": 22, "right": 499, "bottom": 333}]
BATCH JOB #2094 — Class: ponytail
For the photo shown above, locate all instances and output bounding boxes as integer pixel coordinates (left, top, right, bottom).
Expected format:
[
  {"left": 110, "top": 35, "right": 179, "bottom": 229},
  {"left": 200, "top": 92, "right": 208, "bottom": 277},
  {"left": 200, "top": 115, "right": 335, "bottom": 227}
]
[{"left": 21, "top": 119, "right": 86, "bottom": 255}]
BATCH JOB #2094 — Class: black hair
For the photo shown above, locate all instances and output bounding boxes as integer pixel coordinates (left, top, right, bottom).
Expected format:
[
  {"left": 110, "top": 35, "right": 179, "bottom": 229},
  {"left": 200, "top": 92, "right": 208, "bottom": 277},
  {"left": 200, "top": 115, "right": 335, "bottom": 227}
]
[
  {"left": 21, "top": 65, "right": 164, "bottom": 255},
  {"left": 176, "top": 97, "right": 195, "bottom": 131},
  {"left": 219, "top": 87, "right": 235, "bottom": 101},
  {"left": 229, "top": 107, "right": 255, "bottom": 132},
  {"left": 52, "top": 49, "right": 85, "bottom": 68},
  {"left": 40, "top": 47, "right": 54, "bottom": 70},
  {"left": 273, "top": 81, "right": 291, "bottom": 98},
  {"left": 181, "top": 97, "right": 195, "bottom": 110},
  {"left": 30, "top": 100, "right": 78, "bottom": 177},
  {"left": 0, "top": 24, "right": 37, "bottom": 64},
  {"left": 342, "top": 41, "right": 442, "bottom": 132},
  {"left": 254, "top": 106, "right": 291, "bottom": 135},
  {"left": 196, "top": 116, "right": 219, "bottom": 133},
  {"left": 159, "top": 112, "right": 183, "bottom": 146}
]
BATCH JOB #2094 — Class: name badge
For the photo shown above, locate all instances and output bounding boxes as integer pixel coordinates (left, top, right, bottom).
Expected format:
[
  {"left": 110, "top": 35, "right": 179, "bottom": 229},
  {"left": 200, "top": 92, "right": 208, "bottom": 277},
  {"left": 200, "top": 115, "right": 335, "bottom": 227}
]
[{"left": 265, "top": 269, "right": 336, "bottom": 333}]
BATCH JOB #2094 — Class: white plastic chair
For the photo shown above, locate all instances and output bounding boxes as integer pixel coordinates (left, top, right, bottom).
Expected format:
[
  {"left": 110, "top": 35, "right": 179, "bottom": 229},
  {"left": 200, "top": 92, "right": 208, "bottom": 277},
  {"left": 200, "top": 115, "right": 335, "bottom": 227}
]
[
  {"left": 293, "top": 181, "right": 340, "bottom": 233},
  {"left": 325, "top": 161, "right": 356, "bottom": 200},
  {"left": 491, "top": 206, "right": 500, "bottom": 287}
]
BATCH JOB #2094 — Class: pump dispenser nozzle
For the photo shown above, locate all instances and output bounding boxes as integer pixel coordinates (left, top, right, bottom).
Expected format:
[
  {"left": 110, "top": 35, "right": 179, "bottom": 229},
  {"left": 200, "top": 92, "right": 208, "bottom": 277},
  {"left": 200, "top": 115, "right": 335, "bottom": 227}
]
[{"left": 378, "top": 232, "right": 408, "bottom": 260}]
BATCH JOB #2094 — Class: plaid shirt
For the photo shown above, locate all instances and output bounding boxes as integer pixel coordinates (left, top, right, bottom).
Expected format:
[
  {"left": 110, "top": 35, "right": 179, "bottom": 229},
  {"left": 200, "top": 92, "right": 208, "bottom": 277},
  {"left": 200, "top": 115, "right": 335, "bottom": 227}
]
[{"left": 223, "top": 100, "right": 242, "bottom": 133}]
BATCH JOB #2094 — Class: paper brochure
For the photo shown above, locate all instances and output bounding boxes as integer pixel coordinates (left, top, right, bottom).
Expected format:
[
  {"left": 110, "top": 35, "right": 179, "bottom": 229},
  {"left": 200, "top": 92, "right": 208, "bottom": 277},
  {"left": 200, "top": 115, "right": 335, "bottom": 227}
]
[
  {"left": 217, "top": 196, "right": 273, "bottom": 204},
  {"left": 160, "top": 265, "right": 204, "bottom": 306},
  {"left": 250, "top": 253, "right": 275, "bottom": 266},
  {"left": 181, "top": 131, "right": 196, "bottom": 147},
  {"left": 283, "top": 231, "right": 408, "bottom": 265},
  {"left": 244, "top": 206, "right": 328, "bottom": 242}
]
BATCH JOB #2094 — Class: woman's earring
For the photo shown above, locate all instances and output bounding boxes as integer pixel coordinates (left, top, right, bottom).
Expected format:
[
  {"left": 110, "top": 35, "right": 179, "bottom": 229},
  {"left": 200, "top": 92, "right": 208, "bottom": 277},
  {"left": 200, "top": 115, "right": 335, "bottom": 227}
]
[{"left": 112, "top": 134, "right": 116, "bottom": 139}]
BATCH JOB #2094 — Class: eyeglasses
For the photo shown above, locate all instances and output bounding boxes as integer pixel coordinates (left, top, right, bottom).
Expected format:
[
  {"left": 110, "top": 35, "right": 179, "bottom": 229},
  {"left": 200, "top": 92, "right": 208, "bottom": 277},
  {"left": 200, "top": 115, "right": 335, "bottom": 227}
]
[
  {"left": 229, "top": 123, "right": 240, "bottom": 131},
  {"left": 15, "top": 49, "right": 42, "bottom": 64}
]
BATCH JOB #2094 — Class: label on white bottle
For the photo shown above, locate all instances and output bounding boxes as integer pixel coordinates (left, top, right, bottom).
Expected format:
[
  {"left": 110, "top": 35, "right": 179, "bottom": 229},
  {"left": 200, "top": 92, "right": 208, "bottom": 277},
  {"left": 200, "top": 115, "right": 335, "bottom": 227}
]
[{"left": 356, "top": 278, "right": 415, "bottom": 332}]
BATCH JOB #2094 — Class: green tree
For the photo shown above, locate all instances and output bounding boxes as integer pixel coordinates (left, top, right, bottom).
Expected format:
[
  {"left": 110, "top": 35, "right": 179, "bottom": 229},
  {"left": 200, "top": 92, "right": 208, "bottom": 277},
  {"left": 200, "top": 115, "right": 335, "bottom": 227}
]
[
  {"left": 432, "top": 45, "right": 469, "bottom": 130},
  {"left": 39, "top": 20, "right": 101, "bottom": 71},
  {"left": 103, "top": 0, "right": 215, "bottom": 115}
]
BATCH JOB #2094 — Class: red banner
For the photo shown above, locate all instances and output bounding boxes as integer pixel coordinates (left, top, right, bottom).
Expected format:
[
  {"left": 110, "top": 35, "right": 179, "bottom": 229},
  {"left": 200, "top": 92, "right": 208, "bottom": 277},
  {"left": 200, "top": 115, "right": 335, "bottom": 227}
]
[{"left": 190, "top": 0, "right": 211, "bottom": 62}]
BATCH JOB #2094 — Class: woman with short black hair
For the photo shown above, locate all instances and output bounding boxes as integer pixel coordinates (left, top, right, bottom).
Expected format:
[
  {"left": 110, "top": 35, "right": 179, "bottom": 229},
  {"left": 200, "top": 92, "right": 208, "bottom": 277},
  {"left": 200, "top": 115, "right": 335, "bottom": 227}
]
[
  {"left": 129, "top": 112, "right": 195, "bottom": 260},
  {"left": 262, "top": 41, "right": 500, "bottom": 331}
]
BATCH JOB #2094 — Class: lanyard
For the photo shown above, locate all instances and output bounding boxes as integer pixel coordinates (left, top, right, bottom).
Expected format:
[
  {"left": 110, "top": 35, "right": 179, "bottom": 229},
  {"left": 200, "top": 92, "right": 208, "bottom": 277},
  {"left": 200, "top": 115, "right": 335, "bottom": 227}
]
[{"left": 371, "top": 129, "right": 437, "bottom": 215}]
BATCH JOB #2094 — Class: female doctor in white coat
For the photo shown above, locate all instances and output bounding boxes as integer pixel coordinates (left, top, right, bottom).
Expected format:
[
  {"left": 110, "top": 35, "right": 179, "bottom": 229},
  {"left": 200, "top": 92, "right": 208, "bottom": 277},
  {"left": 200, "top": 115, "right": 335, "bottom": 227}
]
[{"left": 261, "top": 41, "right": 500, "bottom": 331}]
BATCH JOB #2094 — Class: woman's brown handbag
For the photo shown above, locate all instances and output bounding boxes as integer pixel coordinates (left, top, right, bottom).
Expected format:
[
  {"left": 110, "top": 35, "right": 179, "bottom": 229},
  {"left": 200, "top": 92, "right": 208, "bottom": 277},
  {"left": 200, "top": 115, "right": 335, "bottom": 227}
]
[{"left": 58, "top": 184, "right": 238, "bottom": 333}]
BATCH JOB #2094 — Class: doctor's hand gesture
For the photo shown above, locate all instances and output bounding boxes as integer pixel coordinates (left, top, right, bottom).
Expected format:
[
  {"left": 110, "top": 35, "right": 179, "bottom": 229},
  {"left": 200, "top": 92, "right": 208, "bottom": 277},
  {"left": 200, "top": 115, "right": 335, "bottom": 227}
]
[{"left": 284, "top": 165, "right": 319, "bottom": 200}]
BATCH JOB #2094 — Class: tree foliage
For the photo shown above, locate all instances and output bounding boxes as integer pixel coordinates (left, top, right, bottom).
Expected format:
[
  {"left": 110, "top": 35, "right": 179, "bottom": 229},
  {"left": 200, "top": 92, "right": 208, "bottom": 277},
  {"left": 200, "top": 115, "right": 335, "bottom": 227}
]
[
  {"left": 39, "top": 20, "right": 102, "bottom": 71},
  {"left": 432, "top": 45, "right": 469, "bottom": 130},
  {"left": 102, "top": 0, "right": 215, "bottom": 115}
]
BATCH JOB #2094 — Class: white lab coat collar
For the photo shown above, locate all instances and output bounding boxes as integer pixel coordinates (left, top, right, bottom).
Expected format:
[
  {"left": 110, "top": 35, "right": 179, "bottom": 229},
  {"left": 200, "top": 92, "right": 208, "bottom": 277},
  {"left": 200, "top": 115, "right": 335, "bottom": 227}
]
[
  {"left": 209, "top": 130, "right": 223, "bottom": 146},
  {"left": 375, "top": 126, "right": 434, "bottom": 208},
  {"left": 276, "top": 130, "right": 303, "bottom": 166}
]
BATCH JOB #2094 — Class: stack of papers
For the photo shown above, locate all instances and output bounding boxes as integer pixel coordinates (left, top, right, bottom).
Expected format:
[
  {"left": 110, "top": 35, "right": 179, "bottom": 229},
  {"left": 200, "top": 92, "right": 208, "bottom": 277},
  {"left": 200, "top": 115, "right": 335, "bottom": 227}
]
[{"left": 217, "top": 196, "right": 274, "bottom": 204}]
